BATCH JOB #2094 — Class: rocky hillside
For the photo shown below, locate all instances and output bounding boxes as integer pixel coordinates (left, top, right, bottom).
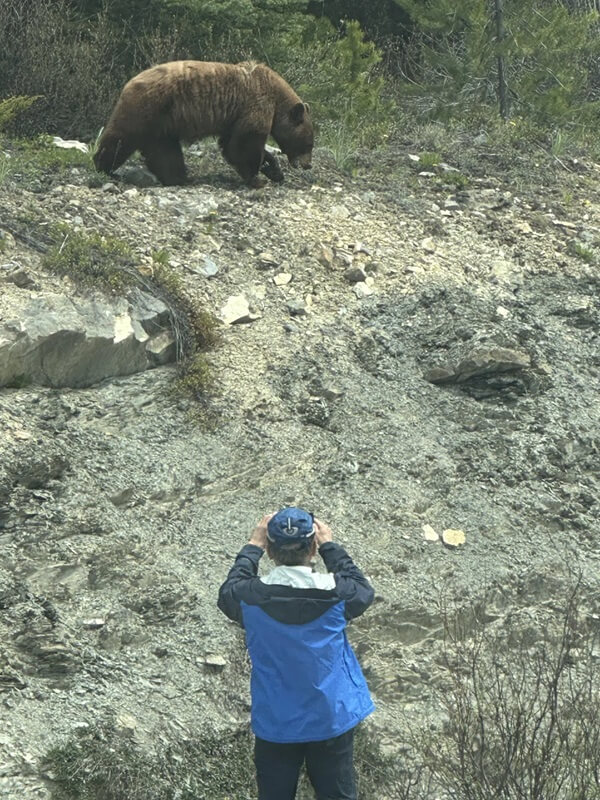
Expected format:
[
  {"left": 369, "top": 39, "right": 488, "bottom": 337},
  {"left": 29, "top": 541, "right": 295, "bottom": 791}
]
[{"left": 1, "top": 136, "right": 600, "bottom": 799}]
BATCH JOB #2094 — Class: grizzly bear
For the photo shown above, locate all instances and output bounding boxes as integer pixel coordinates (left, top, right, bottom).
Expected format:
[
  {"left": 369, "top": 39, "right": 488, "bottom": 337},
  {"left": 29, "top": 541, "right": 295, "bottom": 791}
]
[{"left": 93, "top": 60, "right": 314, "bottom": 188}]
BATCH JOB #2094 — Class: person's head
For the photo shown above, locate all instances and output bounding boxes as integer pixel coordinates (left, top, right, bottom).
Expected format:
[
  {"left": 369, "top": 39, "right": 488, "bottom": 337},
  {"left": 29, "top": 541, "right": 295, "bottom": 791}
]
[{"left": 266, "top": 507, "right": 316, "bottom": 566}]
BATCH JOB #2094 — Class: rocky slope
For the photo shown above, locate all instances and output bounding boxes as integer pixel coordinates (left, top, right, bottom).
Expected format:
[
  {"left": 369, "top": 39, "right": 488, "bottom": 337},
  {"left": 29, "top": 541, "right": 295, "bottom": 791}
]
[{"left": 1, "top": 138, "right": 600, "bottom": 798}]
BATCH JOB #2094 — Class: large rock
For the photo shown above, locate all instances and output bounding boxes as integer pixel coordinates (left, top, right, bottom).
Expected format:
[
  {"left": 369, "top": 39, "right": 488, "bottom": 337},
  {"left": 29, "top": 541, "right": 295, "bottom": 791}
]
[{"left": 0, "top": 289, "right": 175, "bottom": 388}]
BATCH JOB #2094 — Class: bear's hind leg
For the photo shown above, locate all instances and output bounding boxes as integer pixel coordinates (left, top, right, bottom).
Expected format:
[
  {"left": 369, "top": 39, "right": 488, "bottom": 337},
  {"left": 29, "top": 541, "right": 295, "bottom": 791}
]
[
  {"left": 140, "top": 137, "right": 187, "bottom": 186},
  {"left": 220, "top": 127, "right": 268, "bottom": 188}
]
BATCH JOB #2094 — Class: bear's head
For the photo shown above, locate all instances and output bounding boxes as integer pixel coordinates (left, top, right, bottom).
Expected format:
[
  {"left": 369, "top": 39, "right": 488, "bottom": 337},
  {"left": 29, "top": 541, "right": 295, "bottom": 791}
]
[{"left": 275, "top": 102, "right": 314, "bottom": 170}]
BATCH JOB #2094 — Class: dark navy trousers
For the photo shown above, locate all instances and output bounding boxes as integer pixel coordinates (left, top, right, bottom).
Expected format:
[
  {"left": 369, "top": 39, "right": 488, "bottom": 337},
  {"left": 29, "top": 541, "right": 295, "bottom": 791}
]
[{"left": 254, "top": 727, "right": 357, "bottom": 800}]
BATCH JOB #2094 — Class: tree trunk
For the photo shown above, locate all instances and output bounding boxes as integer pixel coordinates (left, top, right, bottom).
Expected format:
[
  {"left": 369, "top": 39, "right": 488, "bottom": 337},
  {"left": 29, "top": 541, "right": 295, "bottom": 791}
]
[{"left": 493, "top": 0, "right": 509, "bottom": 119}]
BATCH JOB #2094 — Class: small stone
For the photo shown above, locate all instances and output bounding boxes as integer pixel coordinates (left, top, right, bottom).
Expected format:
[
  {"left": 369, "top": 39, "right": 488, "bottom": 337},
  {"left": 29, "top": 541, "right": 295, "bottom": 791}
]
[
  {"left": 331, "top": 204, "right": 350, "bottom": 219},
  {"left": 273, "top": 272, "right": 292, "bottom": 286},
  {"left": 422, "top": 524, "right": 439, "bottom": 543},
  {"left": 408, "top": 154, "right": 420, "bottom": 162},
  {"left": 257, "top": 251, "right": 279, "bottom": 270},
  {"left": 424, "top": 366, "right": 455, "bottom": 384},
  {"left": 495, "top": 305, "right": 510, "bottom": 319},
  {"left": 344, "top": 266, "right": 367, "bottom": 283},
  {"left": 353, "top": 242, "right": 371, "bottom": 255},
  {"left": 1, "top": 267, "right": 36, "bottom": 288},
  {"left": 146, "top": 331, "right": 176, "bottom": 365},
  {"left": 515, "top": 221, "right": 533, "bottom": 234},
  {"left": 353, "top": 281, "right": 374, "bottom": 298},
  {"left": 200, "top": 654, "right": 226, "bottom": 670},
  {"left": 101, "top": 182, "right": 119, "bottom": 193},
  {"left": 82, "top": 618, "right": 106, "bottom": 629},
  {"left": 421, "top": 237, "right": 436, "bottom": 254},
  {"left": 442, "top": 529, "right": 466, "bottom": 549},
  {"left": 552, "top": 218, "right": 578, "bottom": 230},
  {"left": 287, "top": 298, "right": 307, "bottom": 316},
  {"left": 199, "top": 256, "right": 219, "bottom": 277},
  {"left": 418, "top": 171, "right": 436, "bottom": 178},
  {"left": 220, "top": 294, "right": 260, "bottom": 325}
]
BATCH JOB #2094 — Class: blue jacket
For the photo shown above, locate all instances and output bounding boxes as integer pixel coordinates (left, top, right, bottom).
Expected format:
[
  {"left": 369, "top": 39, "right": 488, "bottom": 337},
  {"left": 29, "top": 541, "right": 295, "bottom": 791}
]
[{"left": 217, "top": 542, "right": 375, "bottom": 743}]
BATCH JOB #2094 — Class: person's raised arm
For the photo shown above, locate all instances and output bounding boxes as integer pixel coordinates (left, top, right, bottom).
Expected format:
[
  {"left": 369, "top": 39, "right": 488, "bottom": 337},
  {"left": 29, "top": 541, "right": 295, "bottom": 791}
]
[{"left": 315, "top": 517, "right": 374, "bottom": 620}]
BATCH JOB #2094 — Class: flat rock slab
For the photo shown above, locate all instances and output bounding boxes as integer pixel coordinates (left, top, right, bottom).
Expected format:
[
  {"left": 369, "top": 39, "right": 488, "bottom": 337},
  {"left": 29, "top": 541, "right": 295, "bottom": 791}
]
[{"left": 0, "top": 289, "right": 175, "bottom": 388}]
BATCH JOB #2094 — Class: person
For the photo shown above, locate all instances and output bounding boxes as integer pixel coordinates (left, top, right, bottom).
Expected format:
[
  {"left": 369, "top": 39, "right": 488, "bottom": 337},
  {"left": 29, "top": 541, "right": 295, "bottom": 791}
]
[{"left": 217, "top": 507, "right": 375, "bottom": 800}]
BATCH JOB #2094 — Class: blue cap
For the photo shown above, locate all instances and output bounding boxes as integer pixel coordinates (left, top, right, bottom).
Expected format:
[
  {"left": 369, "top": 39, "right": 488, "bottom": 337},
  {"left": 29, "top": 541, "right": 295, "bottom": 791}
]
[{"left": 267, "top": 507, "right": 315, "bottom": 545}]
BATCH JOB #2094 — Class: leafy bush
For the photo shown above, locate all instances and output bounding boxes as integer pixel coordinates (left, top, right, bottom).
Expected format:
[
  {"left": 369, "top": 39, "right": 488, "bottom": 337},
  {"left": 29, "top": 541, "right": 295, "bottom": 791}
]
[
  {"left": 412, "top": 579, "right": 600, "bottom": 800},
  {"left": 0, "top": 95, "right": 40, "bottom": 132}
]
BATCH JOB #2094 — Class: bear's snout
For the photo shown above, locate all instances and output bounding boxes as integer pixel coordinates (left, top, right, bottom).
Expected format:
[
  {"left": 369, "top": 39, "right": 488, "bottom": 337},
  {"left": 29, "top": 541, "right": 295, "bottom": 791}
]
[{"left": 289, "top": 153, "right": 312, "bottom": 169}]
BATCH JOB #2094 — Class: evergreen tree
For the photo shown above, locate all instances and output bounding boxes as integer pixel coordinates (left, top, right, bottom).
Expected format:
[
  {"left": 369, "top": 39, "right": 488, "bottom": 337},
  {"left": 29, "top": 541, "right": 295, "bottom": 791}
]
[{"left": 393, "top": 0, "right": 600, "bottom": 126}]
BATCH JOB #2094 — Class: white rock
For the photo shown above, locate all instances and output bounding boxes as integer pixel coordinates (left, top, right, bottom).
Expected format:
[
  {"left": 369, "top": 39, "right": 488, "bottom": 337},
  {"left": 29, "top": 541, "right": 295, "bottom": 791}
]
[
  {"left": 353, "top": 281, "right": 374, "bottom": 298},
  {"left": 422, "top": 524, "right": 439, "bottom": 542},
  {"left": 52, "top": 136, "right": 88, "bottom": 153},
  {"left": 220, "top": 294, "right": 260, "bottom": 325},
  {"left": 273, "top": 272, "right": 292, "bottom": 286},
  {"left": 331, "top": 205, "right": 350, "bottom": 219}
]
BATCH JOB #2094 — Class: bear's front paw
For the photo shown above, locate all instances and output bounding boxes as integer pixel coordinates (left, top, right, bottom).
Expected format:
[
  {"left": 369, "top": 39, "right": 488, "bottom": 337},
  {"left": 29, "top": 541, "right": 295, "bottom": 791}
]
[
  {"left": 248, "top": 175, "right": 268, "bottom": 189},
  {"left": 260, "top": 157, "right": 284, "bottom": 183}
]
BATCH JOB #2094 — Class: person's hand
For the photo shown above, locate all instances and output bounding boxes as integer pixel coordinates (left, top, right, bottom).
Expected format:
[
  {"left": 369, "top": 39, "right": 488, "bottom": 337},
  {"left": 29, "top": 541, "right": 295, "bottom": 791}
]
[
  {"left": 248, "top": 513, "right": 274, "bottom": 549},
  {"left": 314, "top": 518, "right": 333, "bottom": 547}
]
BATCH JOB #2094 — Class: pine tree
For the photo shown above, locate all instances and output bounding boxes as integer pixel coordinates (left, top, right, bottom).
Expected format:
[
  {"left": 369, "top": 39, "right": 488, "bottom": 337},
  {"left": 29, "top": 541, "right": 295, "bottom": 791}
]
[{"left": 393, "top": 0, "right": 600, "bottom": 127}]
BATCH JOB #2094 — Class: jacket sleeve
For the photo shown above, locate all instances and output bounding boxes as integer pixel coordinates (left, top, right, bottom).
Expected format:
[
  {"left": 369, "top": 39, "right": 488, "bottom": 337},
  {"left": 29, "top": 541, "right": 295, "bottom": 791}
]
[
  {"left": 217, "top": 544, "right": 264, "bottom": 625},
  {"left": 319, "top": 542, "right": 374, "bottom": 620}
]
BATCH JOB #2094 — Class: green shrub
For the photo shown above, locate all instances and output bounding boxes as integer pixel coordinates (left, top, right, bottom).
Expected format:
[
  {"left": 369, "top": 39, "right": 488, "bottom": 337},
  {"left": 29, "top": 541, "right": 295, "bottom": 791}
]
[
  {"left": 276, "top": 19, "right": 395, "bottom": 162},
  {"left": 412, "top": 580, "right": 600, "bottom": 800},
  {"left": 0, "top": 95, "right": 40, "bottom": 132}
]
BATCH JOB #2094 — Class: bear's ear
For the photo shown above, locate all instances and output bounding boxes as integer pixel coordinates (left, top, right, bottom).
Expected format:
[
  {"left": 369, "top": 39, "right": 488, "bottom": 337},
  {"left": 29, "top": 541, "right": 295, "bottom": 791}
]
[{"left": 290, "top": 102, "right": 306, "bottom": 125}]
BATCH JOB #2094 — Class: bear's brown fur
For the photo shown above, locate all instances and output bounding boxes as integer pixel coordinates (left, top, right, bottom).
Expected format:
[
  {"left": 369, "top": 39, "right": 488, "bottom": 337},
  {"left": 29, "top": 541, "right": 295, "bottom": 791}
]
[{"left": 93, "top": 60, "right": 313, "bottom": 188}]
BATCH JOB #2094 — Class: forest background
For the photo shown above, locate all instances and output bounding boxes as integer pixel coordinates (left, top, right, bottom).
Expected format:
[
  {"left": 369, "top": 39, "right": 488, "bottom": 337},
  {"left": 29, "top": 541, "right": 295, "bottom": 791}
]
[{"left": 1, "top": 0, "right": 600, "bottom": 168}]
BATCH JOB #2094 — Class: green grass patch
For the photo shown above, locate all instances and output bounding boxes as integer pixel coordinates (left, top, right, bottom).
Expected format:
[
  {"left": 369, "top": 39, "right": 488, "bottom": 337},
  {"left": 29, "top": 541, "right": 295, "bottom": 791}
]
[
  {"left": 5, "top": 134, "right": 93, "bottom": 189},
  {"left": 418, "top": 151, "right": 442, "bottom": 169},
  {"left": 173, "top": 352, "right": 216, "bottom": 400},
  {"left": 43, "top": 225, "right": 137, "bottom": 292},
  {"left": 569, "top": 239, "right": 596, "bottom": 264}
]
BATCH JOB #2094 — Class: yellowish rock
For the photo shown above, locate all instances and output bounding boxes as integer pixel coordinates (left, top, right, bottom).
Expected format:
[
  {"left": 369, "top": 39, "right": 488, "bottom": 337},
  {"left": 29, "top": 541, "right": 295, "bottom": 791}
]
[{"left": 442, "top": 528, "right": 466, "bottom": 548}]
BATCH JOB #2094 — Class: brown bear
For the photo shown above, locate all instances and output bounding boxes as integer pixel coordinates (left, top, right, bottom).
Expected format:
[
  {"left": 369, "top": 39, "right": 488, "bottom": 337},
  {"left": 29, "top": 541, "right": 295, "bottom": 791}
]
[{"left": 93, "top": 60, "right": 314, "bottom": 188}]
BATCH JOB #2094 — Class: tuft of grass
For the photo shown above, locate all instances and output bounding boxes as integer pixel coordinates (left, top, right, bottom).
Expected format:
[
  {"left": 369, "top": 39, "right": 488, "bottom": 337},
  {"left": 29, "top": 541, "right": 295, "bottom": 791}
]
[
  {"left": 569, "top": 239, "right": 596, "bottom": 264},
  {"left": 173, "top": 352, "right": 216, "bottom": 400},
  {"left": 43, "top": 225, "right": 137, "bottom": 292},
  {"left": 439, "top": 170, "right": 470, "bottom": 189},
  {"left": 418, "top": 151, "right": 442, "bottom": 169}
]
